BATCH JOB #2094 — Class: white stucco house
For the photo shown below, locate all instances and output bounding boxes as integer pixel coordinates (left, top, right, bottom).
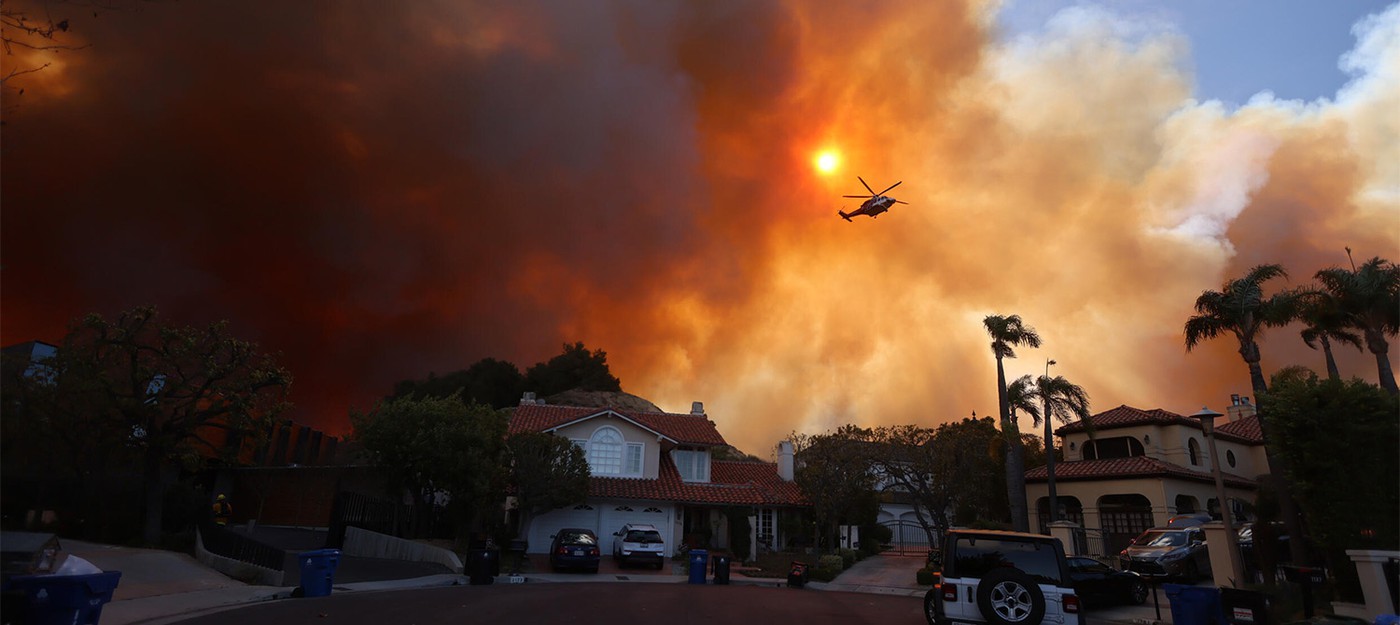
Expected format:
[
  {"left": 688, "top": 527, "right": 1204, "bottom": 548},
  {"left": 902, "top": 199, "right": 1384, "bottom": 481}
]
[
  {"left": 507, "top": 397, "right": 808, "bottom": 560},
  {"left": 1025, "top": 395, "right": 1264, "bottom": 557}
]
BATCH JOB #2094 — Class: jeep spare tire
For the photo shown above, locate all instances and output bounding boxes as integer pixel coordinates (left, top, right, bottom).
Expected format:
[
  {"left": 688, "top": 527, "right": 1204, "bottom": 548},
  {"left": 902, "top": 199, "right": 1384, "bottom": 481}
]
[{"left": 976, "top": 568, "right": 1046, "bottom": 625}]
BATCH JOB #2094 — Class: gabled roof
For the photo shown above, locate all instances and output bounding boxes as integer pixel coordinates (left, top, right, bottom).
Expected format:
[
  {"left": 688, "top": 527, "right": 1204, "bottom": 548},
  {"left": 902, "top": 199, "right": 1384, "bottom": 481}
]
[
  {"left": 1025, "top": 456, "right": 1256, "bottom": 489},
  {"left": 589, "top": 456, "right": 806, "bottom": 507},
  {"left": 1056, "top": 404, "right": 1260, "bottom": 445},
  {"left": 509, "top": 403, "right": 726, "bottom": 446}
]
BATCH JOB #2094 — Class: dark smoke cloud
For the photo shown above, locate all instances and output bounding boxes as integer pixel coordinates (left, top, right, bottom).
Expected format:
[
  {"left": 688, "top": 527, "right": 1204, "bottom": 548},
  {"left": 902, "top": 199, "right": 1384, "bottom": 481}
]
[{"left": 3, "top": 1, "right": 1396, "bottom": 456}]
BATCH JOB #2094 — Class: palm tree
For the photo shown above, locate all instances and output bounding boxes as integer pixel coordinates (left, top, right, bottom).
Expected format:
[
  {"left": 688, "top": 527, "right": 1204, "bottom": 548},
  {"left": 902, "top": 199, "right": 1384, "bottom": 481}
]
[
  {"left": 1297, "top": 290, "right": 1364, "bottom": 381},
  {"left": 984, "top": 314, "right": 1041, "bottom": 532},
  {"left": 1183, "top": 263, "right": 1306, "bottom": 563},
  {"left": 1184, "top": 264, "right": 1301, "bottom": 405},
  {"left": 1314, "top": 255, "right": 1400, "bottom": 395},
  {"left": 1032, "top": 373, "right": 1091, "bottom": 528}
]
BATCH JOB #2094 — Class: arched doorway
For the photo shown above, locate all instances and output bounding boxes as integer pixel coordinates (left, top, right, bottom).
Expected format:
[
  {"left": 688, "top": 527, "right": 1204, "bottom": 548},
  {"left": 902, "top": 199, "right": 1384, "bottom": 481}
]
[
  {"left": 1098, "top": 494, "right": 1153, "bottom": 556},
  {"left": 1036, "top": 496, "right": 1084, "bottom": 534},
  {"left": 1174, "top": 494, "right": 1200, "bottom": 515}
]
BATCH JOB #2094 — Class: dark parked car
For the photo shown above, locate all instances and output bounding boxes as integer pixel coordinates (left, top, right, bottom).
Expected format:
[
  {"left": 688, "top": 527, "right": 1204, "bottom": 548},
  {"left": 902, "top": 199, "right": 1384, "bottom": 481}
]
[
  {"left": 1067, "top": 556, "right": 1148, "bottom": 608},
  {"left": 549, "top": 528, "right": 600, "bottom": 573},
  {"left": 1118, "top": 527, "right": 1211, "bottom": 581}
]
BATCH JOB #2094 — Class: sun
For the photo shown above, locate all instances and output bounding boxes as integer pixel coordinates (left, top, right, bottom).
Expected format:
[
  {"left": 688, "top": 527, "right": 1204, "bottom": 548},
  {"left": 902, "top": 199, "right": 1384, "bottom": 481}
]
[{"left": 814, "top": 150, "right": 840, "bottom": 175}]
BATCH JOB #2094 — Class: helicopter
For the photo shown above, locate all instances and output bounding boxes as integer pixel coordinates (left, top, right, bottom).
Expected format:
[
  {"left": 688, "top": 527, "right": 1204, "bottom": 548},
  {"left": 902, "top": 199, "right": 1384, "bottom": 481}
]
[{"left": 838, "top": 176, "right": 907, "bottom": 221}]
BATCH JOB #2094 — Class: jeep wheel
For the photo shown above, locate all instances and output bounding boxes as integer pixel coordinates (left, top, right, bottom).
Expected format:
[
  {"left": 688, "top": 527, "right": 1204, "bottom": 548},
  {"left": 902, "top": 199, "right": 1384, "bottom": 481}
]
[
  {"left": 976, "top": 568, "right": 1046, "bottom": 625},
  {"left": 924, "top": 588, "right": 942, "bottom": 625}
]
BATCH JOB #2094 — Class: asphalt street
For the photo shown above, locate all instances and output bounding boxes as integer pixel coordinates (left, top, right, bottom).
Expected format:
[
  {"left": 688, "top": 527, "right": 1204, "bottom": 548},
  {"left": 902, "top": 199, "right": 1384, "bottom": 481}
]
[{"left": 175, "top": 582, "right": 925, "bottom": 625}]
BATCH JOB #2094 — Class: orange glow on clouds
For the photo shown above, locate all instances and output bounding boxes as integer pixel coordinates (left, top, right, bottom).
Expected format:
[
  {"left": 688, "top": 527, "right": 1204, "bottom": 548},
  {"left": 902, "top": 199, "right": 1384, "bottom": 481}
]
[{"left": 1, "top": 1, "right": 1396, "bottom": 455}]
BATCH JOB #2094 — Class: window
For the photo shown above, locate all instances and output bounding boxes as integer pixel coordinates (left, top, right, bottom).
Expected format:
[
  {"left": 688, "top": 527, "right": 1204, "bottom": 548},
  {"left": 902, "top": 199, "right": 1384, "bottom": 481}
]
[
  {"left": 1226, "top": 450, "right": 1236, "bottom": 468},
  {"left": 1188, "top": 438, "right": 1200, "bottom": 465},
  {"left": 674, "top": 448, "right": 710, "bottom": 482},
  {"left": 626, "top": 443, "right": 643, "bottom": 474},
  {"left": 588, "top": 427, "right": 624, "bottom": 475},
  {"left": 1082, "top": 436, "right": 1145, "bottom": 460}
]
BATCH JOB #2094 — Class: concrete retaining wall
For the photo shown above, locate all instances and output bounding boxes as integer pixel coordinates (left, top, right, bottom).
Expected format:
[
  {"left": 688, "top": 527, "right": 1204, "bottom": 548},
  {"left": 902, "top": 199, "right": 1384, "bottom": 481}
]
[
  {"left": 342, "top": 527, "right": 464, "bottom": 573},
  {"left": 194, "top": 528, "right": 287, "bottom": 587}
]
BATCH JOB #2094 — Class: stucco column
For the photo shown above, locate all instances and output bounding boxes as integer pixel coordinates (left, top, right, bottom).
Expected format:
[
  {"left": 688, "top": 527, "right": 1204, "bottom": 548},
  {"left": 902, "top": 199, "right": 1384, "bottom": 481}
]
[
  {"left": 1201, "top": 521, "right": 1238, "bottom": 588},
  {"left": 1049, "top": 521, "right": 1080, "bottom": 556},
  {"left": 1345, "top": 549, "right": 1400, "bottom": 620}
]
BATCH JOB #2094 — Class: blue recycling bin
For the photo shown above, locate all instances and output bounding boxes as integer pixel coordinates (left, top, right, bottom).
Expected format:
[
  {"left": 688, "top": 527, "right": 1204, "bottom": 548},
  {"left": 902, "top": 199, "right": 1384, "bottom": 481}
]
[
  {"left": 1165, "top": 583, "right": 1226, "bottom": 625},
  {"left": 298, "top": 549, "right": 341, "bottom": 598},
  {"left": 5, "top": 570, "right": 122, "bottom": 625},
  {"left": 688, "top": 549, "right": 708, "bottom": 584}
]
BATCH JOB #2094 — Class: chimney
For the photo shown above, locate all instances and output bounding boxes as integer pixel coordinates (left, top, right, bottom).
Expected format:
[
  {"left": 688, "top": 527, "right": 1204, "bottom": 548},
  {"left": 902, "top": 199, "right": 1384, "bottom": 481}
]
[
  {"left": 690, "top": 401, "right": 704, "bottom": 416},
  {"left": 520, "top": 391, "right": 536, "bottom": 406},
  {"left": 777, "top": 440, "right": 794, "bottom": 482},
  {"left": 1226, "top": 395, "right": 1256, "bottom": 422}
]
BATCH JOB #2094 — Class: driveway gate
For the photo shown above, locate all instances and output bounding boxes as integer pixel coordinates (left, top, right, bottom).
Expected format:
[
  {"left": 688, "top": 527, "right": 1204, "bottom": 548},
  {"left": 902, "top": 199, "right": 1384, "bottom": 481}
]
[{"left": 879, "top": 520, "right": 935, "bottom": 556}]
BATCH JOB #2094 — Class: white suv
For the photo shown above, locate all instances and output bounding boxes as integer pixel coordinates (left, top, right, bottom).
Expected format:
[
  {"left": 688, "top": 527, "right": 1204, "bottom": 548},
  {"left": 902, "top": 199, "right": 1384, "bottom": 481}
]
[
  {"left": 611, "top": 523, "right": 666, "bottom": 569},
  {"left": 925, "top": 529, "right": 1082, "bottom": 625}
]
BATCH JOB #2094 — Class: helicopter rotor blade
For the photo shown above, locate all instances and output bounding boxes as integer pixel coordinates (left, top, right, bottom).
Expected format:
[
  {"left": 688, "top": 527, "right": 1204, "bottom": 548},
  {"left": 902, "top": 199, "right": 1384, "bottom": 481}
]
[
  {"left": 858, "top": 176, "right": 875, "bottom": 195},
  {"left": 895, "top": 200, "right": 909, "bottom": 204},
  {"left": 878, "top": 181, "right": 903, "bottom": 195},
  {"left": 842, "top": 195, "right": 871, "bottom": 198}
]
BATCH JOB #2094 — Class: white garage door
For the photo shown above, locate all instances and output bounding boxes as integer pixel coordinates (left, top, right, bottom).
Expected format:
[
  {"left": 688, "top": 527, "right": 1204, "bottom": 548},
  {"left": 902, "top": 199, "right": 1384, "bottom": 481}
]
[
  {"left": 599, "top": 502, "right": 671, "bottom": 554},
  {"left": 527, "top": 503, "right": 600, "bottom": 553}
]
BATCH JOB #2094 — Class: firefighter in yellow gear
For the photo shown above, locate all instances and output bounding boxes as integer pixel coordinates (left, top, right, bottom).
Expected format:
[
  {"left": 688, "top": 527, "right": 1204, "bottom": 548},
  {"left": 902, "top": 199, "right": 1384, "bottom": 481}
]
[{"left": 213, "top": 494, "right": 232, "bottom": 526}]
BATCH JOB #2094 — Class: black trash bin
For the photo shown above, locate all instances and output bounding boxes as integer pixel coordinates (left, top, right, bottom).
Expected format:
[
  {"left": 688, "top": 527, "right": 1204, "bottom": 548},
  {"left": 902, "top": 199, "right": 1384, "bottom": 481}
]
[
  {"left": 787, "top": 561, "right": 809, "bottom": 588},
  {"left": 712, "top": 554, "right": 731, "bottom": 585},
  {"left": 467, "top": 547, "right": 500, "bottom": 585},
  {"left": 1221, "top": 587, "right": 1271, "bottom": 625}
]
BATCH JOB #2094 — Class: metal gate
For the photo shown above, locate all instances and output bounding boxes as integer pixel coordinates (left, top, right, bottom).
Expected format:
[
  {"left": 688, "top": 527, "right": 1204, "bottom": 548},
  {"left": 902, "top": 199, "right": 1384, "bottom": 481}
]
[{"left": 879, "top": 520, "right": 935, "bottom": 556}]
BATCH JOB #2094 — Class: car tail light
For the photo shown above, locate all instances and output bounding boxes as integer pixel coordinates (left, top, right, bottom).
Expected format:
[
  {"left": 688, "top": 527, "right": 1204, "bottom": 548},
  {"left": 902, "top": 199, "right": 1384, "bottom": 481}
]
[
  {"left": 943, "top": 584, "right": 957, "bottom": 602},
  {"left": 556, "top": 547, "right": 569, "bottom": 555},
  {"left": 1063, "top": 594, "right": 1081, "bottom": 613},
  {"left": 588, "top": 547, "right": 599, "bottom": 556}
]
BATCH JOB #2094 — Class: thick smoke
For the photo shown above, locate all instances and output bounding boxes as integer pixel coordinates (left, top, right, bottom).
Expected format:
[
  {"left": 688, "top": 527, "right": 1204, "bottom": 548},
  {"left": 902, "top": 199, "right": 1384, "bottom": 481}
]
[{"left": 2, "top": 1, "right": 1395, "bottom": 456}]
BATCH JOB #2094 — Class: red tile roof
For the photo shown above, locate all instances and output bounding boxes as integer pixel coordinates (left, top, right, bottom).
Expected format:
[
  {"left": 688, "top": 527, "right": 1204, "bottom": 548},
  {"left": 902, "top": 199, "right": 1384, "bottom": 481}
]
[
  {"left": 589, "top": 457, "right": 807, "bottom": 507},
  {"left": 508, "top": 404, "right": 727, "bottom": 446},
  {"left": 1025, "top": 456, "right": 1256, "bottom": 488},
  {"left": 1056, "top": 405, "right": 1260, "bottom": 444}
]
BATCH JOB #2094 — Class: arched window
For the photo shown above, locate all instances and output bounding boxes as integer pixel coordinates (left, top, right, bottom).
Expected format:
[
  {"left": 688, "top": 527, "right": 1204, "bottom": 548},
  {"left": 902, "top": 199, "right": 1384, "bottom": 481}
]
[
  {"left": 588, "top": 427, "right": 624, "bottom": 475},
  {"left": 1188, "top": 438, "right": 1200, "bottom": 466},
  {"left": 1082, "top": 436, "right": 1145, "bottom": 460}
]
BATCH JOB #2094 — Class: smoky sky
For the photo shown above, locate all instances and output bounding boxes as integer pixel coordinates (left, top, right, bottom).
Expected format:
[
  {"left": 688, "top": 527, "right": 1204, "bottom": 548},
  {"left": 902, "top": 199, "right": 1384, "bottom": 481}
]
[{"left": 3, "top": 0, "right": 1397, "bottom": 457}]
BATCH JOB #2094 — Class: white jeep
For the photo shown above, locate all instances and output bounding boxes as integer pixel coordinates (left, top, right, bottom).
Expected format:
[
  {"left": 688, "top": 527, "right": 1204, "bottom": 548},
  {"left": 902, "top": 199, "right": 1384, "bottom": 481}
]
[{"left": 925, "top": 529, "right": 1083, "bottom": 625}]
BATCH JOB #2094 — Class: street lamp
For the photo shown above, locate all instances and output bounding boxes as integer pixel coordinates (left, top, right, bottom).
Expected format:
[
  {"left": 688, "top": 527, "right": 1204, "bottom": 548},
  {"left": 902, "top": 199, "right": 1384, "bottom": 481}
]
[
  {"left": 1043, "top": 359, "right": 1058, "bottom": 525},
  {"left": 1191, "top": 406, "right": 1243, "bottom": 587}
]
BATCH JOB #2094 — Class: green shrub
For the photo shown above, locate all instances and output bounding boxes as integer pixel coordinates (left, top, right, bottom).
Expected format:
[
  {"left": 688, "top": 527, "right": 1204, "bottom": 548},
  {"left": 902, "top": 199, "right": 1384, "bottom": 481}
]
[
  {"left": 811, "top": 564, "right": 841, "bottom": 582},
  {"left": 916, "top": 567, "right": 938, "bottom": 586},
  {"left": 837, "top": 548, "right": 857, "bottom": 569},
  {"left": 818, "top": 554, "right": 844, "bottom": 570},
  {"left": 859, "top": 524, "right": 893, "bottom": 557}
]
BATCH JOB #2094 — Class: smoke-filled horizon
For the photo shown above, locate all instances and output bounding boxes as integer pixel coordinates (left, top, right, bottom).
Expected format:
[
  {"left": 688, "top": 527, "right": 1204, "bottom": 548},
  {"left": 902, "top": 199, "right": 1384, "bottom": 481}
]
[{"left": 3, "top": 1, "right": 1397, "bottom": 458}]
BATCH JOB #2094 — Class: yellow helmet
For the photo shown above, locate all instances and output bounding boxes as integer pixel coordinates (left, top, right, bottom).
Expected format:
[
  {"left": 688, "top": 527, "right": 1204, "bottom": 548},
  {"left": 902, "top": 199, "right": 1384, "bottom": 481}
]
[{"left": 216, "top": 494, "right": 227, "bottom": 501}]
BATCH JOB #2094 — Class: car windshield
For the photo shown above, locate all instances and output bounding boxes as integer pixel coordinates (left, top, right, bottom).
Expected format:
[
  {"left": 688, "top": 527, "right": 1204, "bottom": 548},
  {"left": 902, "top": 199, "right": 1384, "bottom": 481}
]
[
  {"left": 626, "top": 530, "right": 663, "bottom": 544},
  {"left": 1135, "top": 531, "right": 1186, "bottom": 547},
  {"left": 560, "top": 532, "right": 596, "bottom": 545}
]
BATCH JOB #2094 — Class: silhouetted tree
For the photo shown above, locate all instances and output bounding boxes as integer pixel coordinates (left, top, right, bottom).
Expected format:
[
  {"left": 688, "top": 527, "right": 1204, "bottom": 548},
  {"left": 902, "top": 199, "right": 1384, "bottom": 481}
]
[
  {"left": 984, "top": 314, "right": 1042, "bottom": 532},
  {"left": 524, "top": 342, "right": 622, "bottom": 397}
]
